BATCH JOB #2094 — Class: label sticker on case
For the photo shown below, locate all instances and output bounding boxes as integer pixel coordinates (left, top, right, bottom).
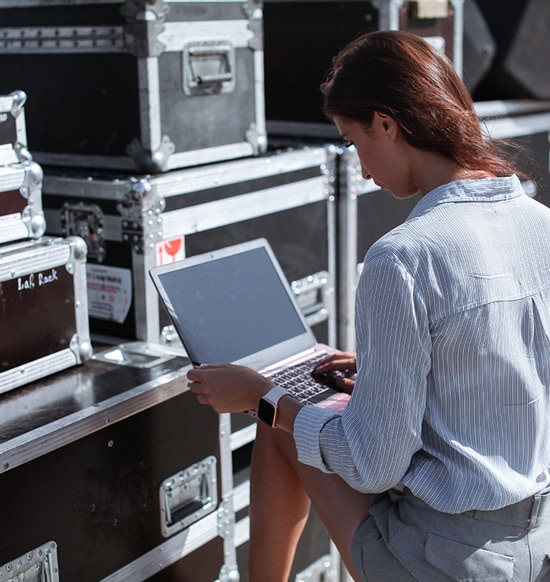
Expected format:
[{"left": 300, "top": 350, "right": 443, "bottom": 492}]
[
  {"left": 156, "top": 236, "right": 185, "bottom": 265},
  {"left": 86, "top": 264, "right": 132, "bottom": 324}
]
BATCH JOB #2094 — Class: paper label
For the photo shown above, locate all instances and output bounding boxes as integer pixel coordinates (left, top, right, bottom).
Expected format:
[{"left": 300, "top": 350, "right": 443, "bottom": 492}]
[{"left": 86, "top": 264, "right": 132, "bottom": 324}]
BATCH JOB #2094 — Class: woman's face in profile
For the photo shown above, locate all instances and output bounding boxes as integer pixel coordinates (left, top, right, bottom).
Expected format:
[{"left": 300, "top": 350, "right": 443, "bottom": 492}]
[{"left": 334, "top": 114, "right": 418, "bottom": 200}]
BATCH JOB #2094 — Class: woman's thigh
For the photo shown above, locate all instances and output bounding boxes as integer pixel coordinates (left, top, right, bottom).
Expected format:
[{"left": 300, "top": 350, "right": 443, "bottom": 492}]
[{"left": 257, "top": 423, "right": 372, "bottom": 577}]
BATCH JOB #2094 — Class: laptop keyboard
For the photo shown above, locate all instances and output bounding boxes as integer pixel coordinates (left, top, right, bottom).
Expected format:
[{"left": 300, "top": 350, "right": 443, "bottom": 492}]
[{"left": 268, "top": 353, "right": 335, "bottom": 405}]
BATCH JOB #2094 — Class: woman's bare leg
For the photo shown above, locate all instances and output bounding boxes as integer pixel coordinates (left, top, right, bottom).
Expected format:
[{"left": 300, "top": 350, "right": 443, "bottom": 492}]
[{"left": 248, "top": 422, "right": 372, "bottom": 582}]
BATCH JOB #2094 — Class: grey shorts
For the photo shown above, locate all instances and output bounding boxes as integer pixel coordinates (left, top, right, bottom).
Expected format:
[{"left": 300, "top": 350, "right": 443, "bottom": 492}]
[{"left": 351, "top": 487, "right": 550, "bottom": 581}]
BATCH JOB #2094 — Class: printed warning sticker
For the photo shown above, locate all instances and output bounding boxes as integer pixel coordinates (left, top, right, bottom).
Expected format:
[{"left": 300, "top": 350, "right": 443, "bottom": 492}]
[{"left": 156, "top": 236, "right": 185, "bottom": 265}]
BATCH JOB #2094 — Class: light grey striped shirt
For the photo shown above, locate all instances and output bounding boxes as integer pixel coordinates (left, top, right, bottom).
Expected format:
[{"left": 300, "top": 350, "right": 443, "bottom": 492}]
[{"left": 294, "top": 175, "right": 550, "bottom": 513}]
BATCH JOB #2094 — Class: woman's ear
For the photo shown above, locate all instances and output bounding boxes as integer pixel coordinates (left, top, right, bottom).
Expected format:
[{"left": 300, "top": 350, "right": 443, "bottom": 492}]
[{"left": 374, "top": 111, "right": 397, "bottom": 140}]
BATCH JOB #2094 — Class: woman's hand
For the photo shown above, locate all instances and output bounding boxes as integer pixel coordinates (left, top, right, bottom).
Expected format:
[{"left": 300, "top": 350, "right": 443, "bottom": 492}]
[
  {"left": 312, "top": 352, "right": 357, "bottom": 394},
  {"left": 187, "top": 364, "right": 273, "bottom": 414}
]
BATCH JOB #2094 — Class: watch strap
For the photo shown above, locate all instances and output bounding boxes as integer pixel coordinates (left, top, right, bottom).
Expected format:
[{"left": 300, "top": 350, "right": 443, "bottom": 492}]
[
  {"left": 258, "top": 385, "right": 288, "bottom": 427},
  {"left": 262, "top": 385, "right": 288, "bottom": 406}
]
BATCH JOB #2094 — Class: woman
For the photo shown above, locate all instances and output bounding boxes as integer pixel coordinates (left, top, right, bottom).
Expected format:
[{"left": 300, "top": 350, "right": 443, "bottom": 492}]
[{"left": 188, "top": 30, "right": 550, "bottom": 581}]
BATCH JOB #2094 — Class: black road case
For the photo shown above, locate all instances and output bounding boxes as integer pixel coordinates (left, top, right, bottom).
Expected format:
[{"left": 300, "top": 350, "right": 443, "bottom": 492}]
[
  {"left": 42, "top": 146, "right": 337, "bottom": 348},
  {"left": 0, "top": 0, "right": 266, "bottom": 173},
  {"left": 264, "top": 0, "right": 464, "bottom": 141},
  {"left": 0, "top": 235, "right": 91, "bottom": 394},
  {"left": 0, "top": 342, "right": 237, "bottom": 581}
]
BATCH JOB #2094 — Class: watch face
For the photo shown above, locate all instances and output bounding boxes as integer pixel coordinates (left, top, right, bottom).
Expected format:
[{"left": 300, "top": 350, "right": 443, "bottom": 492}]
[{"left": 258, "top": 398, "right": 276, "bottom": 426}]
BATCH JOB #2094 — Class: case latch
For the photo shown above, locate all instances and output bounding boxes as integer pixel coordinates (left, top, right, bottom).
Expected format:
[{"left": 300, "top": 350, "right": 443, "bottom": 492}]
[
  {"left": 61, "top": 201, "right": 106, "bottom": 263},
  {"left": 159, "top": 455, "right": 218, "bottom": 538}
]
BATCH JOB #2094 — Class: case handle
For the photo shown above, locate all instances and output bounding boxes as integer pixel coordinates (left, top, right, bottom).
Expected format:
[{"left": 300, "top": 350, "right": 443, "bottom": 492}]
[
  {"left": 159, "top": 455, "right": 218, "bottom": 538},
  {"left": 0, "top": 541, "right": 59, "bottom": 582},
  {"left": 183, "top": 42, "right": 235, "bottom": 96}
]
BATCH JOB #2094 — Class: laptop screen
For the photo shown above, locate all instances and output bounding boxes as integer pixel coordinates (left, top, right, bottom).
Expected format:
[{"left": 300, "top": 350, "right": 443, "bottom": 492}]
[{"left": 153, "top": 244, "right": 310, "bottom": 366}]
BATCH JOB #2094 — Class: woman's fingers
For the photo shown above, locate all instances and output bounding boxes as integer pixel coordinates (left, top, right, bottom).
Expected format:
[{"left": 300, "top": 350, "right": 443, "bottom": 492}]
[{"left": 314, "top": 352, "right": 357, "bottom": 374}]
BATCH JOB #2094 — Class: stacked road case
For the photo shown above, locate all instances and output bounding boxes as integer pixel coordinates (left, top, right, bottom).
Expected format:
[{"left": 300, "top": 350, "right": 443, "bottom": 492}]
[
  {"left": 0, "top": 90, "right": 92, "bottom": 394},
  {"left": 264, "top": 0, "right": 464, "bottom": 140},
  {"left": 0, "top": 0, "right": 266, "bottom": 173},
  {"left": 41, "top": 146, "right": 337, "bottom": 349},
  {"left": 0, "top": 342, "right": 239, "bottom": 581}
]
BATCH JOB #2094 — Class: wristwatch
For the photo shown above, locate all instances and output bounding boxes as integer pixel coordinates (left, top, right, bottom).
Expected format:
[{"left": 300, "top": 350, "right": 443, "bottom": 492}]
[{"left": 257, "top": 385, "right": 289, "bottom": 427}]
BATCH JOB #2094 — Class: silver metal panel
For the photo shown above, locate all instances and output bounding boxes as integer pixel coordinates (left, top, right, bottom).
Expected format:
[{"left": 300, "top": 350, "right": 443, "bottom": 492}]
[
  {"left": 157, "top": 146, "right": 328, "bottom": 196},
  {"left": 160, "top": 20, "right": 255, "bottom": 52},
  {"left": 0, "top": 349, "right": 82, "bottom": 397},
  {"left": 0, "top": 161, "right": 46, "bottom": 244},
  {"left": 230, "top": 423, "right": 257, "bottom": 452},
  {"left": 0, "top": 90, "right": 27, "bottom": 148},
  {"left": 333, "top": 145, "right": 379, "bottom": 351},
  {"left": 162, "top": 177, "right": 328, "bottom": 236},
  {"left": 479, "top": 112, "right": 550, "bottom": 140},
  {"left": 474, "top": 99, "right": 550, "bottom": 119}
]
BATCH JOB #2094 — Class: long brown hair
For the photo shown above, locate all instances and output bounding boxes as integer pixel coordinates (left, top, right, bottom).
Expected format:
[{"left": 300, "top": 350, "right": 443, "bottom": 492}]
[{"left": 321, "top": 30, "right": 521, "bottom": 178}]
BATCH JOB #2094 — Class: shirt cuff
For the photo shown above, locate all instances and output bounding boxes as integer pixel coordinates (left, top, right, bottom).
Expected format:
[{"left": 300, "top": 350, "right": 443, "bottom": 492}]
[{"left": 293, "top": 404, "right": 341, "bottom": 472}]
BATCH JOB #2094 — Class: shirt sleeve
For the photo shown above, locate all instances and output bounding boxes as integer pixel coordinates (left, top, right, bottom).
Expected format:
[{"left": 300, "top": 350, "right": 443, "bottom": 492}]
[{"left": 294, "top": 253, "right": 432, "bottom": 493}]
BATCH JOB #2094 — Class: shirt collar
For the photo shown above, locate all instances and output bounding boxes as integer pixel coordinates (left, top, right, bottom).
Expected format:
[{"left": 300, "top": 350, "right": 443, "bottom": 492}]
[{"left": 408, "top": 174, "right": 525, "bottom": 221}]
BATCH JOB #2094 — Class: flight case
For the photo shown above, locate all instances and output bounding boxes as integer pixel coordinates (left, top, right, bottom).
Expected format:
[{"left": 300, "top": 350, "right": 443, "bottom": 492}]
[
  {"left": 0, "top": 0, "right": 266, "bottom": 173},
  {"left": 0, "top": 342, "right": 237, "bottom": 582},
  {"left": 42, "top": 146, "right": 337, "bottom": 349},
  {"left": 264, "top": 0, "right": 464, "bottom": 140},
  {"left": 0, "top": 235, "right": 92, "bottom": 394}
]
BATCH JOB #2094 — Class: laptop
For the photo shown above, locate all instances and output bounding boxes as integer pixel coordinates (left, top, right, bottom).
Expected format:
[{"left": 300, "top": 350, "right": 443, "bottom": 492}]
[{"left": 149, "top": 238, "right": 350, "bottom": 412}]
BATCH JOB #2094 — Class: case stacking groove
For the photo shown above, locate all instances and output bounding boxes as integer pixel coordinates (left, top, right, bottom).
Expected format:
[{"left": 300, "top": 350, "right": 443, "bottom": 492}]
[
  {"left": 0, "top": 0, "right": 266, "bottom": 173},
  {"left": 42, "top": 146, "right": 337, "bottom": 348}
]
